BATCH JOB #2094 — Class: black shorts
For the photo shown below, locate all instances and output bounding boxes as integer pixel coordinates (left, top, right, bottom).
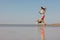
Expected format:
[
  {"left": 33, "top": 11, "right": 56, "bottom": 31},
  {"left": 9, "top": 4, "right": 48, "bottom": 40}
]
[{"left": 39, "top": 21, "right": 42, "bottom": 23}]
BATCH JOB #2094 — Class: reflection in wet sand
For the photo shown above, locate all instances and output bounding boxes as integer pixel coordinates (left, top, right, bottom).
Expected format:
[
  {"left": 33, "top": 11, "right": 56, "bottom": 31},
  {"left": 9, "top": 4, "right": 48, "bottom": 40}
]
[
  {"left": 37, "top": 24, "right": 46, "bottom": 40},
  {"left": 40, "top": 24, "right": 46, "bottom": 40}
]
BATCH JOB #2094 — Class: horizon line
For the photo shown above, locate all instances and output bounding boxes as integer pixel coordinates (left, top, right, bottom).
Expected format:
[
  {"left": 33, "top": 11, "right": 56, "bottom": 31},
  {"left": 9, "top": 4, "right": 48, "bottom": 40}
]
[{"left": 0, "top": 24, "right": 59, "bottom": 27}]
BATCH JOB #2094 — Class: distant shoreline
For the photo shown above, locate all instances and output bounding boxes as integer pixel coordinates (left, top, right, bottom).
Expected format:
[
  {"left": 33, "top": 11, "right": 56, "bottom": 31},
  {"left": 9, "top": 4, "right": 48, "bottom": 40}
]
[
  {"left": 0, "top": 23, "right": 60, "bottom": 27},
  {"left": 48, "top": 23, "right": 60, "bottom": 26}
]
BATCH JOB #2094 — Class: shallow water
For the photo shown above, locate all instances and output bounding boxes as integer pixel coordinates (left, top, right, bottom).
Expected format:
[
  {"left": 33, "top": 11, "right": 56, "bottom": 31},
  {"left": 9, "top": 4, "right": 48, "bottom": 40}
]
[{"left": 0, "top": 26, "right": 60, "bottom": 40}]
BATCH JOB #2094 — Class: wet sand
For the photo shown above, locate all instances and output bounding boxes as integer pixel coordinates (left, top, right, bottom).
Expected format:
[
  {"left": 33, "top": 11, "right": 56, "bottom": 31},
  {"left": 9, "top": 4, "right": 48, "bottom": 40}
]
[{"left": 0, "top": 26, "right": 60, "bottom": 40}]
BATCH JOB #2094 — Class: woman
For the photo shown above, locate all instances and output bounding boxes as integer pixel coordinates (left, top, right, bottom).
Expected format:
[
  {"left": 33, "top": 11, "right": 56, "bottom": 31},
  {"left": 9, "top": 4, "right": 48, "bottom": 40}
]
[{"left": 36, "top": 6, "right": 46, "bottom": 24}]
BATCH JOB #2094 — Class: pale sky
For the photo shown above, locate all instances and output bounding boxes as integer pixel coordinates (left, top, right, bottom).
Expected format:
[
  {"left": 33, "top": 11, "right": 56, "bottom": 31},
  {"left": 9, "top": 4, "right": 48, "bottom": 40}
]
[{"left": 0, "top": 0, "right": 60, "bottom": 24}]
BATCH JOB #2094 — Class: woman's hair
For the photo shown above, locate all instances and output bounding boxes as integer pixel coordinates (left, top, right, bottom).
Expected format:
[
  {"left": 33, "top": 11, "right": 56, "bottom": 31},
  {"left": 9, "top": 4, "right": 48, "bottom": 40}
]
[{"left": 41, "top": 6, "right": 46, "bottom": 10}]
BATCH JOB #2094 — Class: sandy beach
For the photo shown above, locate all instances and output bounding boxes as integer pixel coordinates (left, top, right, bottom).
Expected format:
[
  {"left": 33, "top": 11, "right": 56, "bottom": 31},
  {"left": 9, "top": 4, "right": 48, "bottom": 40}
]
[{"left": 49, "top": 23, "right": 60, "bottom": 26}]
